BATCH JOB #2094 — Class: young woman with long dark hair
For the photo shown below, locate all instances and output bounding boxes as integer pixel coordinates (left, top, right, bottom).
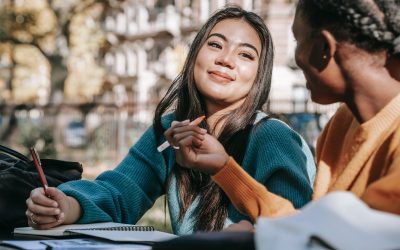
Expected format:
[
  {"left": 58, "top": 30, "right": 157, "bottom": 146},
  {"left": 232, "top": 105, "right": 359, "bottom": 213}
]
[{"left": 25, "top": 6, "right": 316, "bottom": 234}]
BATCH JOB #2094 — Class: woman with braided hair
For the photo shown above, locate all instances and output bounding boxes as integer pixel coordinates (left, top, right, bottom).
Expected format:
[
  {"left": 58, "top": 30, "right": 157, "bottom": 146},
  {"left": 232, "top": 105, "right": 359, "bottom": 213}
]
[{"left": 166, "top": 0, "right": 400, "bottom": 228}]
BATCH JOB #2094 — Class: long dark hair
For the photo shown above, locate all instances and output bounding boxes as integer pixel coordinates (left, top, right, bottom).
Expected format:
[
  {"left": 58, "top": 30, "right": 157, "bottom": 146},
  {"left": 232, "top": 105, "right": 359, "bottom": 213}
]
[
  {"left": 297, "top": 0, "right": 400, "bottom": 56},
  {"left": 153, "top": 6, "right": 274, "bottom": 232}
]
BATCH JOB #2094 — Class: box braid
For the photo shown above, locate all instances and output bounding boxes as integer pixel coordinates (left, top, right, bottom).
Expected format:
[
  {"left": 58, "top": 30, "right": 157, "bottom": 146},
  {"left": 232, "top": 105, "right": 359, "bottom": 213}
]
[{"left": 297, "top": 0, "right": 400, "bottom": 55}]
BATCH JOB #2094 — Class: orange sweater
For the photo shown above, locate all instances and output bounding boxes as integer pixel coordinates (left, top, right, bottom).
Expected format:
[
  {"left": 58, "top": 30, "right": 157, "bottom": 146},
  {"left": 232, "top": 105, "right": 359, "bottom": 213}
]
[{"left": 213, "top": 94, "right": 400, "bottom": 221}]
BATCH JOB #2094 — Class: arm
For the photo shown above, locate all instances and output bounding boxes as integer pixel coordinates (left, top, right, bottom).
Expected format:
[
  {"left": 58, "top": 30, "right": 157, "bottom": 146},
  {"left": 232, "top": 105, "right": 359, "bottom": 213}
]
[
  {"left": 361, "top": 146, "right": 400, "bottom": 215},
  {"left": 213, "top": 119, "right": 315, "bottom": 221},
  {"left": 169, "top": 118, "right": 315, "bottom": 222},
  {"left": 212, "top": 157, "right": 298, "bottom": 221},
  {"left": 58, "top": 124, "right": 170, "bottom": 224}
]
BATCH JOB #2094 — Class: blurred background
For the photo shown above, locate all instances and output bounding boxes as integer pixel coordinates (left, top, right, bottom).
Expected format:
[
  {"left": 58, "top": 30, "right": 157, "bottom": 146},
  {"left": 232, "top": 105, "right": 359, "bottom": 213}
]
[{"left": 0, "top": 0, "right": 339, "bottom": 231}]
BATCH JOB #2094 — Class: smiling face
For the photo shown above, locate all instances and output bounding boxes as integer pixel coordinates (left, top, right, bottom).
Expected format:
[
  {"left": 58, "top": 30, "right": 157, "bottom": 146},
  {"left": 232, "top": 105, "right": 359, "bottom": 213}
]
[{"left": 194, "top": 18, "right": 261, "bottom": 114}]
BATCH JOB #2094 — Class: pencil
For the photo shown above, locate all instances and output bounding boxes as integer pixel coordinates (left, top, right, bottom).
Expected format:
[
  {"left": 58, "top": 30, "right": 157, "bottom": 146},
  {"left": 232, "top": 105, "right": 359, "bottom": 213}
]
[
  {"left": 30, "top": 147, "right": 48, "bottom": 194},
  {"left": 157, "top": 115, "right": 206, "bottom": 152}
]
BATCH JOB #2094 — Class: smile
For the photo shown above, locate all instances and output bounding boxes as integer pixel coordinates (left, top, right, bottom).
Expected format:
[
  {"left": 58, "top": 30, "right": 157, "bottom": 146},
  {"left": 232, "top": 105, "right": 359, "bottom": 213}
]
[{"left": 207, "top": 70, "right": 235, "bottom": 83}]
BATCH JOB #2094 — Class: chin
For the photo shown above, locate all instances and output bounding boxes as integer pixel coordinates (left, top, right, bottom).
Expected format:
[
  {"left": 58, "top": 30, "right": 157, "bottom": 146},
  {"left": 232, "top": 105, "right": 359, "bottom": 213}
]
[{"left": 310, "top": 94, "right": 338, "bottom": 105}]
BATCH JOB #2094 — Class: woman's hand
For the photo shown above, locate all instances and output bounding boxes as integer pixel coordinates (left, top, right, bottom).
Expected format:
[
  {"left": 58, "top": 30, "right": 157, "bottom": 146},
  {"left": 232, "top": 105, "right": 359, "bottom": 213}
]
[
  {"left": 224, "top": 220, "right": 255, "bottom": 232},
  {"left": 26, "top": 187, "right": 81, "bottom": 229},
  {"left": 164, "top": 120, "right": 229, "bottom": 175}
]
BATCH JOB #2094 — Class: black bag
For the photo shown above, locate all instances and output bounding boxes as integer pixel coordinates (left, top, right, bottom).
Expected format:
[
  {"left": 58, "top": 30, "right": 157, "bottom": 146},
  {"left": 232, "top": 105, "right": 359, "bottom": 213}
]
[{"left": 0, "top": 145, "right": 83, "bottom": 232}]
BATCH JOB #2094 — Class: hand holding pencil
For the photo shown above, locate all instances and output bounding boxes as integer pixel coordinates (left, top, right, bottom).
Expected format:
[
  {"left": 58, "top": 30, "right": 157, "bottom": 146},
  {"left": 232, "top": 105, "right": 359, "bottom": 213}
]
[
  {"left": 26, "top": 148, "right": 81, "bottom": 229},
  {"left": 163, "top": 115, "right": 229, "bottom": 175},
  {"left": 158, "top": 115, "right": 206, "bottom": 152}
]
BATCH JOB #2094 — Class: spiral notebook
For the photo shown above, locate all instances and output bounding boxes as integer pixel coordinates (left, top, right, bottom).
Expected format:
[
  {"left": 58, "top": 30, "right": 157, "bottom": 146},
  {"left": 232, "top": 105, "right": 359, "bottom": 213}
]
[{"left": 14, "top": 222, "right": 177, "bottom": 243}]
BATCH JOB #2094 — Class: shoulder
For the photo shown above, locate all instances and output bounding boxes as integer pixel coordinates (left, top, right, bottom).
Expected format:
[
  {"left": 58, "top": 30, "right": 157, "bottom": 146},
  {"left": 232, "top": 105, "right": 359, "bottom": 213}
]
[
  {"left": 252, "top": 117, "right": 302, "bottom": 143},
  {"left": 160, "top": 112, "right": 176, "bottom": 128},
  {"left": 248, "top": 117, "right": 313, "bottom": 160},
  {"left": 142, "top": 112, "right": 175, "bottom": 140},
  {"left": 327, "top": 104, "right": 353, "bottom": 127},
  {"left": 130, "top": 113, "right": 176, "bottom": 148},
  {"left": 318, "top": 104, "right": 354, "bottom": 143}
]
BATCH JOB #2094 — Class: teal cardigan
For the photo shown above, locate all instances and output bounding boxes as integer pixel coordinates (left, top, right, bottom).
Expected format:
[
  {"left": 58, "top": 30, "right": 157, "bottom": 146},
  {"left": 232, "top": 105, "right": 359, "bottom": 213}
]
[{"left": 59, "top": 113, "right": 316, "bottom": 235}]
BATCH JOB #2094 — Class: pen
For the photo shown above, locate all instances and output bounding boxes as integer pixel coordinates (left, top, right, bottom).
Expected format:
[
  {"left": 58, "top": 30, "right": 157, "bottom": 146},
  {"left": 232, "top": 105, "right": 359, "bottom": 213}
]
[
  {"left": 157, "top": 115, "right": 206, "bottom": 152},
  {"left": 30, "top": 147, "right": 48, "bottom": 195}
]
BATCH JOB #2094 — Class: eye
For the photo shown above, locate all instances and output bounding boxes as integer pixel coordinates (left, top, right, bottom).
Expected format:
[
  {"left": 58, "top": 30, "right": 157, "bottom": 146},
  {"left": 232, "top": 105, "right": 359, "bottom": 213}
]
[
  {"left": 207, "top": 41, "right": 222, "bottom": 49},
  {"left": 239, "top": 52, "right": 255, "bottom": 60}
]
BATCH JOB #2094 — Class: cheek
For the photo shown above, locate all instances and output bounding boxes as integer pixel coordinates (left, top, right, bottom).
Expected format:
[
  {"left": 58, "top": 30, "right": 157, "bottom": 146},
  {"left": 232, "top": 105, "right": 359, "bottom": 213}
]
[
  {"left": 295, "top": 47, "right": 307, "bottom": 70},
  {"left": 239, "top": 63, "right": 258, "bottom": 84},
  {"left": 194, "top": 50, "right": 209, "bottom": 79}
]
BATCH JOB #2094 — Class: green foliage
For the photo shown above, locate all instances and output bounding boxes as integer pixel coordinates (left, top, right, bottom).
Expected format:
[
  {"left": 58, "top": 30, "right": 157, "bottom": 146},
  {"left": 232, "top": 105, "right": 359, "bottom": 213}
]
[{"left": 19, "top": 122, "right": 57, "bottom": 158}]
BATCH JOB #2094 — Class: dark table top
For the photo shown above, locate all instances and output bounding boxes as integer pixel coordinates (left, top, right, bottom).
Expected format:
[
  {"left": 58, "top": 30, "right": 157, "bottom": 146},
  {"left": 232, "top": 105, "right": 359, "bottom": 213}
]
[{"left": 1, "top": 230, "right": 255, "bottom": 250}]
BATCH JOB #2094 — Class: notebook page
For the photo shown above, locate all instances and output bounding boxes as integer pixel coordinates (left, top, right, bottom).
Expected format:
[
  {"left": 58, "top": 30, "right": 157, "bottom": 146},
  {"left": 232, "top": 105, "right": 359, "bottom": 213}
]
[
  {"left": 13, "top": 222, "right": 130, "bottom": 236},
  {"left": 43, "top": 238, "right": 152, "bottom": 249},
  {"left": 67, "top": 230, "right": 177, "bottom": 243}
]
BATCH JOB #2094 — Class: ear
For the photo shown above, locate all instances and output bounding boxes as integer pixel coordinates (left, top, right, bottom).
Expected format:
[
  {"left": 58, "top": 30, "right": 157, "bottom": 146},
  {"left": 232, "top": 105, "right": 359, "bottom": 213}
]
[
  {"left": 321, "top": 29, "right": 338, "bottom": 63},
  {"left": 308, "top": 29, "right": 337, "bottom": 72}
]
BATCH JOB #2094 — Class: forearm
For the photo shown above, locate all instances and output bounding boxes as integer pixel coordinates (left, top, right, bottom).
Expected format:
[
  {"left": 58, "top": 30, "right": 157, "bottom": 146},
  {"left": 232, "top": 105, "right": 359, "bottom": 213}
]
[{"left": 212, "top": 157, "right": 297, "bottom": 221}]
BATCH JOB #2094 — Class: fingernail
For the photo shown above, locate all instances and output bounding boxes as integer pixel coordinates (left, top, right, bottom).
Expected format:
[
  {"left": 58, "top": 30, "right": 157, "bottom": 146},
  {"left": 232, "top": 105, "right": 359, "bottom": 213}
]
[
  {"left": 200, "top": 128, "right": 207, "bottom": 133},
  {"left": 55, "top": 209, "right": 60, "bottom": 214},
  {"left": 58, "top": 212, "right": 64, "bottom": 222}
]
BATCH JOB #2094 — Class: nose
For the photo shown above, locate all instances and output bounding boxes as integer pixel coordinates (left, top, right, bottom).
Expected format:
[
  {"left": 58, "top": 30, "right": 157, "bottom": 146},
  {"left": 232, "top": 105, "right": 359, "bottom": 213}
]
[{"left": 215, "top": 50, "right": 235, "bottom": 69}]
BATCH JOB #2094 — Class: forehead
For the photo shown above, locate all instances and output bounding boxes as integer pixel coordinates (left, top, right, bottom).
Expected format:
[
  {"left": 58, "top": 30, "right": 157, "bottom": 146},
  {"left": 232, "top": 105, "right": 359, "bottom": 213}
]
[{"left": 209, "top": 19, "right": 262, "bottom": 50}]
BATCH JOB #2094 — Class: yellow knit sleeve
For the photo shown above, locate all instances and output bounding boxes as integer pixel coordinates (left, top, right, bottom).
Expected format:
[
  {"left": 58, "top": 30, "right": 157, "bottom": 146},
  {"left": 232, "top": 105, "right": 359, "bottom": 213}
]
[{"left": 212, "top": 157, "right": 297, "bottom": 221}]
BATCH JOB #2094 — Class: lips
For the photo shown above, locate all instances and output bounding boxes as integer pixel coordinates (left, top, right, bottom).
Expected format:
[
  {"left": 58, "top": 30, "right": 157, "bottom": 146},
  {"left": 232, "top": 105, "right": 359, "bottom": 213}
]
[{"left": 207, "top": 70, "right": 235, "bottom": 82}]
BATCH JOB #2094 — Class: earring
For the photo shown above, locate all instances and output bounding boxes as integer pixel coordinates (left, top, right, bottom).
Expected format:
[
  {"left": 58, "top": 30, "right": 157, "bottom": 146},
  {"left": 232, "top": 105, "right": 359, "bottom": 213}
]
[{"left": 322, "top": 55, "right": 327, "bottom": 60}]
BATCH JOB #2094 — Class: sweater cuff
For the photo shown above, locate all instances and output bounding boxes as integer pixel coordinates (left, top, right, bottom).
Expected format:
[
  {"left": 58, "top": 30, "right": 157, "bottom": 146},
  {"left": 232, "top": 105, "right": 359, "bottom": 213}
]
[
  {"left": 212, "top": 157, "right": 264, "bottom": 196},
  {"left": 212, "top": 157, "right": 242, "bottom": 182},
  {"left": 211, "top": 157, "right": 297, "bottom": 220}
]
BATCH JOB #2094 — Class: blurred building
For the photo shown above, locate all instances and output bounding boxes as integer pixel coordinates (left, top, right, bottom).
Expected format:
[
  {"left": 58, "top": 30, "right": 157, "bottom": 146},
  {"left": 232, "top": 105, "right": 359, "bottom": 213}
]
[
  {"left": 0, "top": 0, "right": 339, "bottom": 166},
  {"left": 100, "top": 0, "right": 338, "bottom": 125}
]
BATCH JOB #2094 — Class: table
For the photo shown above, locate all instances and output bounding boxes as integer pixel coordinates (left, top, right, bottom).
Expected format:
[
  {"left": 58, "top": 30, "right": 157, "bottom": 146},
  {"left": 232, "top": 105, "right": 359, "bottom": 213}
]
[{"left": 1, "top": 230, "right": 255, "bottom": 250}]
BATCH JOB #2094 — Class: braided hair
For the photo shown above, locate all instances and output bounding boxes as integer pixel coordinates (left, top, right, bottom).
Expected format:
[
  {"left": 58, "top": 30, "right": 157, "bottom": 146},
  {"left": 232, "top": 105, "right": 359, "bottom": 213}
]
[{"left": 297, "top": 0, "right": 400, "bottom": 56}]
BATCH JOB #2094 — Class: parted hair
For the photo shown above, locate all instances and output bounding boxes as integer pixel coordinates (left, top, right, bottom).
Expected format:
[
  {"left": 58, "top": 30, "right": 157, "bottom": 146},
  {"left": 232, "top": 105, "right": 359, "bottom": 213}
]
[
  {"left": 298, "top": 0, "right": 400, "bottom": 56},
  {"left": 153, "top": 6, "right": 274, "bottom": 232}
]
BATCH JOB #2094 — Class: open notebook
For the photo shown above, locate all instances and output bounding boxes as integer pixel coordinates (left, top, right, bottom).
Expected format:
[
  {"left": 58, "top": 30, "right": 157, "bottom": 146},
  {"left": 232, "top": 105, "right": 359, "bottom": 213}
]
[{"left": 14, "top": 222, "right": 177, "bottom": 244}]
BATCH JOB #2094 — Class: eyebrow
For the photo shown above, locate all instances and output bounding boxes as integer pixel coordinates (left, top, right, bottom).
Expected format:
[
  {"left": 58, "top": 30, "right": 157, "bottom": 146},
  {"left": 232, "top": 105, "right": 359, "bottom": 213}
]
[{"left": 207, "top": 33, "right": 260, "bottom": 57}]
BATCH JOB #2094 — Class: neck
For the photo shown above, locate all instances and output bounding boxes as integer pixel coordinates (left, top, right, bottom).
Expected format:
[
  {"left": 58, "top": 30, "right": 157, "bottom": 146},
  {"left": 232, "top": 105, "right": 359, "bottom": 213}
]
[
  {"left": 386, "top": 55, "right": 400, "bottom": 80},
  {"left": 344, "top": 67, "right": 400, "bottom": 123},
  {"left": 337, "top": 45, "right": 400, "bottom": 123}
]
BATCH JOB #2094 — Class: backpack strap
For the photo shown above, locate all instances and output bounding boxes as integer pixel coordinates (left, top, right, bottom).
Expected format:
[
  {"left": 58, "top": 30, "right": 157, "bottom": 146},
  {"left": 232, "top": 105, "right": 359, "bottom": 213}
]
[{"left": 0, "top": 145, "right": 30, "bottom": 162}]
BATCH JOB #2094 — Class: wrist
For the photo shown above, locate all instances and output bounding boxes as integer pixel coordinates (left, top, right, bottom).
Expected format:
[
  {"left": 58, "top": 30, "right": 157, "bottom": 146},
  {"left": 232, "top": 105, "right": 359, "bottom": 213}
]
[
  {"left": 64, "top": 196, "right": 82, "bottom": 224},
  {"left": 210, "top": 154, "right": 230, "bottom": 176}
]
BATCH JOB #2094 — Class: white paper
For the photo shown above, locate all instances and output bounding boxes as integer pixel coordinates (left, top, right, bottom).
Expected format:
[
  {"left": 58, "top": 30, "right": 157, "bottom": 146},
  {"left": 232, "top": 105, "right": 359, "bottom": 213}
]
[
  {"left": 1, "top": 238, "right": 151, "bottom": 250},
  {"left": 67, "top": 229, "right": 177, "bottom": 243},
  {"left": 43, "top": 238, "right": 151, "bottom": 249},
  {"left": 255, "top": 192, "right": 400, "bottom": 250},
  {"left": 1, "top": 240, "right": 47, "bottom": 250},
  {"left": 14, "top": 222, "right": 142, "bottom": 237}
]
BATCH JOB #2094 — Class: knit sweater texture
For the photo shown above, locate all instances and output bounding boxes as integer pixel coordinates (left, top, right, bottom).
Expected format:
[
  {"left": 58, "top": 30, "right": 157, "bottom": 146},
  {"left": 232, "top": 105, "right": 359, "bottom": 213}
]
[
  {"left": 59, "top": 113, "right": 316, "bottom": 235},
  {"left": 215, "top": 94, "right": 400, "bottom": 220}
]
